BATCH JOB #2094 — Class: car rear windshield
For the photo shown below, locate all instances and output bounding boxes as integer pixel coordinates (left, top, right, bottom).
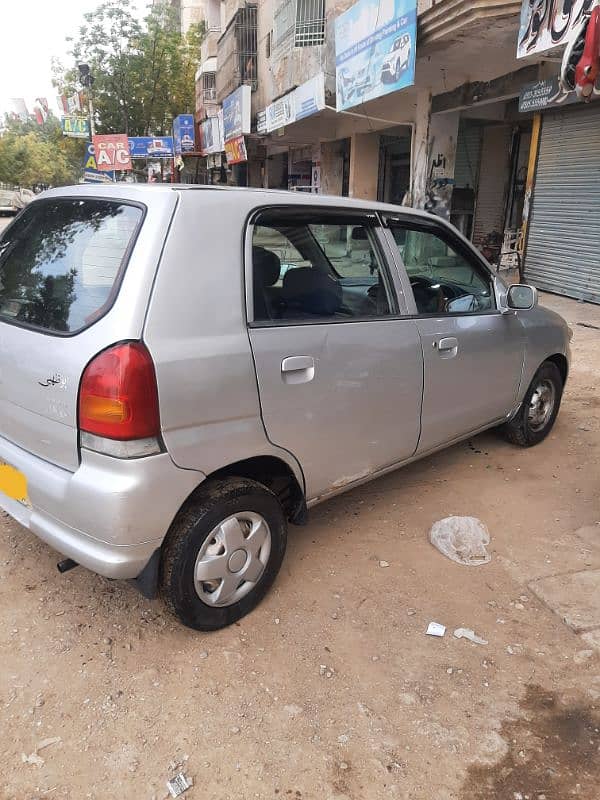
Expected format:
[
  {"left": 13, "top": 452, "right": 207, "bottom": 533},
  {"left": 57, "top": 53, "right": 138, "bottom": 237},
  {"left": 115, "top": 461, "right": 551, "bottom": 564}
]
[{"left": 0, "top": 198, "right": 143, "bottom": 334}]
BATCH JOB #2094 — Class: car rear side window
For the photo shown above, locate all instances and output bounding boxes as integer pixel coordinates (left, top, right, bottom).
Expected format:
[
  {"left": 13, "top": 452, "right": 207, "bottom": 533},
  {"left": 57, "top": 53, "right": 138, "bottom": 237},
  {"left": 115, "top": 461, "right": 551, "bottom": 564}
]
[{"left": 0, "top": 198, "right": 143, "bottom": 334}]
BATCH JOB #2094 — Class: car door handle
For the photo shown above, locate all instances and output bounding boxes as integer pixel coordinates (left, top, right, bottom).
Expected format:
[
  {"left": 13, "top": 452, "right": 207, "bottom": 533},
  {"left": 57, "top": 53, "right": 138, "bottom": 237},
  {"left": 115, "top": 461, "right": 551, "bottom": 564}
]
[
  {"left": 435, "top": 337, "right": 459, "bottom": 352},
  {"left": 281, "top": 356, "right": 315, "bottom": 384}
]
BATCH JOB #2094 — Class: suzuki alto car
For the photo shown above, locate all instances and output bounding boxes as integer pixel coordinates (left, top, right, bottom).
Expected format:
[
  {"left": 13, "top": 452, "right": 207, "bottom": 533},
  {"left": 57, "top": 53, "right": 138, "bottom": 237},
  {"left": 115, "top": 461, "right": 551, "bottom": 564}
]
[{"left": 0, "top": 185, "right": 570, "bottom": 630}]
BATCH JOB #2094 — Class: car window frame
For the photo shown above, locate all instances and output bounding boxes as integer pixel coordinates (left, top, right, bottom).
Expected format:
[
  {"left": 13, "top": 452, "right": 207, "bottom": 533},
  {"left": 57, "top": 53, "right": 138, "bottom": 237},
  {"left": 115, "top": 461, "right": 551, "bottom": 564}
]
[
  {"left": 0, "top": 195, "right": 147, "bottom": 338},
  {"left": 245, "top": 205, "right": 406, "bottom": 327},
  {"left": 381, "top": 212, "right": 499, "bottom": 318}
]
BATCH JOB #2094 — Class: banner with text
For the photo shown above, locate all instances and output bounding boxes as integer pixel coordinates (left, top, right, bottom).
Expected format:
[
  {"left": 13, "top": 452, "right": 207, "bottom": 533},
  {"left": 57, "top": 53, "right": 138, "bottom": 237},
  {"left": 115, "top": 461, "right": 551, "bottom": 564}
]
[
  {"left": 222, "top": 85, "right": 252, "bottom": 142},
  {"left": 335, "top": 0, "right": 417, "bottom": 112},
  {"left": 224, "top": 135, "right": 248, "bottom": 165},
  {"left": 92, "top": 134, "right": 132, "bottom": 171},
  {"left": 518, "top": 0, "right": 593, "bottom": 58}
]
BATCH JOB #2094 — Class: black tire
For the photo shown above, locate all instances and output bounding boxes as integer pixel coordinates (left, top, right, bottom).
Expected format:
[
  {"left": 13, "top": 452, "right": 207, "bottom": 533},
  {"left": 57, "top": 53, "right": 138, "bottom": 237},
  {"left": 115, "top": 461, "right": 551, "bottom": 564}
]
[
  {"left": 160, "top": 477, "right": 287, "bottom": 631},
  {"left": 499, "top": 361, "right": 563, "bottom": 447}
]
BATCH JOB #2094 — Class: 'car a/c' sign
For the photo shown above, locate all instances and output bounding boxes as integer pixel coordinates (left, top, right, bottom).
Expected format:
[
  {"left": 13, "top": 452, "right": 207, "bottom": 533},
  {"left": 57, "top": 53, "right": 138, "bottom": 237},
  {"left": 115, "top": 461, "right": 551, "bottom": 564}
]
[{"left": 91, "top": 134, "right": 132, "bottom": 172}]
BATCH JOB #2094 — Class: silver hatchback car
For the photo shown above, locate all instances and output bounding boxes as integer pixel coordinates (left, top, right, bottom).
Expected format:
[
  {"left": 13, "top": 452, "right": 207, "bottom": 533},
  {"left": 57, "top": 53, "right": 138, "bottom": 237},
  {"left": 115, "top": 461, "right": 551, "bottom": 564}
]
[{"left": 0, "top": 185, "right": 570, "bottom": 630}]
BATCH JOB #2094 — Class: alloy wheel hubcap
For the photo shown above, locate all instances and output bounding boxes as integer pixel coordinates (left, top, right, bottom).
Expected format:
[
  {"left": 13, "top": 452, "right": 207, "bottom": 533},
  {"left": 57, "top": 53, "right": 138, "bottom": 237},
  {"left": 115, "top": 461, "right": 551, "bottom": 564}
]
[
  {"left": 528, "top": 379, "right": 556, "bottom": 432},
  {"left": 194, "top": 512, "right": 271, "bottom": 607}
]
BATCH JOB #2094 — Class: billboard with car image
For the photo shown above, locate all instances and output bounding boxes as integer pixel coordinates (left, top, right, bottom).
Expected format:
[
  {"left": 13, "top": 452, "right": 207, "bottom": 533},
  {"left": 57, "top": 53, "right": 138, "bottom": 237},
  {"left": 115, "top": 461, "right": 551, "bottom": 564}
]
[{"left": 335, "top": 0, "right": 417, "bottom": 112}]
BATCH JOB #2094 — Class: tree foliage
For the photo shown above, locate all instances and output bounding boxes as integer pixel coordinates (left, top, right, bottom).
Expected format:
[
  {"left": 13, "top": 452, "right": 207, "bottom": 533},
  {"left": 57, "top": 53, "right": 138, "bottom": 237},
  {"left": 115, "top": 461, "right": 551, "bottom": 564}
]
[
  {"left": 0, "top": 116, "right": 84, "bottom": 188},
  {"left": 55, "top": 0, "right": 204, "bottom": 136}
]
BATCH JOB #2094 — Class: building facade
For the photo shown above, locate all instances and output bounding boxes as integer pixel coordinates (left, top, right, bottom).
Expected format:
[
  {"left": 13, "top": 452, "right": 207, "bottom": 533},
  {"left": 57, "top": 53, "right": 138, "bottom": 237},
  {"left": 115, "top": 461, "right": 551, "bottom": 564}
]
[{"left": 190, "top": 0, "right": 600, "bottom": 304}]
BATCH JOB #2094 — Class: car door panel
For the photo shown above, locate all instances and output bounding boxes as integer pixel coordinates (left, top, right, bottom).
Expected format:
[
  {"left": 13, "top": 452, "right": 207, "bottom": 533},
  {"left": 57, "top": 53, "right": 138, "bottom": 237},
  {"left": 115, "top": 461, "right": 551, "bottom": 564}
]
[
  {"left": 247, "top": 211, "right": 423, "bottom": 503},
  {"left": 249, "top": 320, "right": 423, "bottom": 501},
  {"left": 415, "top": 313, "right": 524, "bottom": 453},
  {"left": 382, "top": 218, "right": 526, "bottom": 453}
]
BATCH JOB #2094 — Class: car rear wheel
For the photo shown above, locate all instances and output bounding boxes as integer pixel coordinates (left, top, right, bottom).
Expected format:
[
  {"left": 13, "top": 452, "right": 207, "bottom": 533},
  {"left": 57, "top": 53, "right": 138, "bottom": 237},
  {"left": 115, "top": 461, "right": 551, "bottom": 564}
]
[
  {"left": 499, "top": 361, "right": 563, "bottom": 447},
  {"left": 160, "top": 477, "right": 287, "bottom": 631}
]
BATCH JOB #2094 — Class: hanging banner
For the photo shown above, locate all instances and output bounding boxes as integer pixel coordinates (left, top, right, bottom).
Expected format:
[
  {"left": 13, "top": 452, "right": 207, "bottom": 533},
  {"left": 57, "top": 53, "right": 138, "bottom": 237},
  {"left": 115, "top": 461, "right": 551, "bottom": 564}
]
[
  {"left": 294, "top": 73, "right": 326, "bottom": 121},
  {"left": 200, "top": 116, "right": 223, "bottom": 155},
  {"left": 61, "top": 116, "right": 90, "bottom": 138},
  {"left": 128, "top": 136, "right": 174, "bottom": 158},
  {"left": 83, "top": 142, "right": 115, "bottom": 183},
  {"left": 222, "top": 85, "right": 252, "bottom": 141},
  {"left": 335, "top": 0, "right": 417, "bottom": 112},
  {"left": 224, "top": 135, "right": 248, "bottom": 165},
  {"left": 92, "top": 134, "right": 132, "bottom": 171},
  {"left": 173, "top": 114, "right": 196, "bottom": 153},
  {"left": 517, "top": 0, "right": 593, "bottom": 58}
]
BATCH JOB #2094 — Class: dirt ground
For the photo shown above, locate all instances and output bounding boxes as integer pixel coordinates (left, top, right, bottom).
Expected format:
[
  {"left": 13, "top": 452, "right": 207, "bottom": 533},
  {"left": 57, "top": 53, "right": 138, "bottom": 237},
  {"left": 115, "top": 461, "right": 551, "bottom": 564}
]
[{"left": 1, "top": 289, "right": 599, "bottom": 800}]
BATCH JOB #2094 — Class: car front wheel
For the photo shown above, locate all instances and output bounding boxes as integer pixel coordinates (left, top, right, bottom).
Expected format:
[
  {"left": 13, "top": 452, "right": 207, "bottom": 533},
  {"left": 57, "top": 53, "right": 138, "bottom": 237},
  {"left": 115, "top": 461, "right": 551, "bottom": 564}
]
[
  {"left": 499, "top": 360, "right": 563, "bottom": 447},
  {"left": 160, "top": 477, "right": 287, "bottom": 631}
]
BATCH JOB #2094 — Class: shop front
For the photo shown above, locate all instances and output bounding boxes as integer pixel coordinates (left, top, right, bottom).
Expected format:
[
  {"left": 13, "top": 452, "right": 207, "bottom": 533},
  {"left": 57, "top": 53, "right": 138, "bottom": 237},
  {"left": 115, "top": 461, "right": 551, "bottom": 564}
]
[{"left": 524, "top": 101, "right": 600, "bottom": 304}]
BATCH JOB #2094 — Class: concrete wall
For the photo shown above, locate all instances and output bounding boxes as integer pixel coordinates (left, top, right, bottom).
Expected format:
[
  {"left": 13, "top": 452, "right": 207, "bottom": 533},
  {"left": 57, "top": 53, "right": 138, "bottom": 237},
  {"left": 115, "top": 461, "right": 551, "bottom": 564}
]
[
  {"left": 320, "top": 141, "right": 345, "bottom": 196},
  {"left": 348, "top": 133, "right": 379, "bottom": 200}
]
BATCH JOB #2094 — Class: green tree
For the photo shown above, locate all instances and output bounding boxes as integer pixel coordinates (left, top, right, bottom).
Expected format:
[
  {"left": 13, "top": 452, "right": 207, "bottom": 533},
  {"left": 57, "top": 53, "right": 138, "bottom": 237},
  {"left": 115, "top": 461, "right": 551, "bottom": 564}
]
[
  {"left": 54, "top": 0, "right": 204, "bottom": 136},
  {"left": 0, "top": 116, "right": 84, "bottom": 187}
]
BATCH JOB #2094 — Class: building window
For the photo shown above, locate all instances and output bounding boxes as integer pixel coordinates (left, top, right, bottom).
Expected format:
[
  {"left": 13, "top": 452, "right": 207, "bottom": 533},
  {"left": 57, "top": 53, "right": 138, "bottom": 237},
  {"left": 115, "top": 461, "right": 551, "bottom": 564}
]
[
  {"left": 203, "top": 72, "right": 217, "bottom": 103},
  {"left": 294, "top": 0, "right": 325, "bottom": 47}
]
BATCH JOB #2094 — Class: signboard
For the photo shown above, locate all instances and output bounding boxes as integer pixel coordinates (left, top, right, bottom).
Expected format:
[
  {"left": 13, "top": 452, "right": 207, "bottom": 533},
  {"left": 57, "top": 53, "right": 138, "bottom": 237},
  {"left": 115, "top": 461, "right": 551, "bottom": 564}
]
[
  {"left": 92, "top": 134, "right": 132, "bottom": 171},
  {"left": 518, "top": 77, "right": 580, "bottom": 112},
  {"left": 224, "top": 135, "right": 248, "bottom": 165},
  {"left": 67, "top": 92, "right": 82, "bottom": 114},
  {"left": 173, "top": 114, "right": 196, "bottom": 154},
  {"left": 128, "top": 136, "right": 174, "bottom": 158},
  {"left": 266, "top": 93, "right": 296, "bottom": 133},
  {"left": 335, "top": 0, "right": 417, "bottom": 112},
  {"left": 200, "top": 116, "right": 223, "bottom": 155},
  {"left": 295, "top": 73, "right": 326, "bottom": 121},
  {"left": 61, "top": 116, "right": 90, "bottom": 138},
  {"left": 256, "top": 109, "right": 267, "bottom": 135},
  {"left": 83, "top": 142, "right": 115, "bottom": 183},
  {"left": 518, "top": 0, "right": 593, "bottom": 58},
  {"left": 222, "top": 85, "right": 251, "bottom": 141}
]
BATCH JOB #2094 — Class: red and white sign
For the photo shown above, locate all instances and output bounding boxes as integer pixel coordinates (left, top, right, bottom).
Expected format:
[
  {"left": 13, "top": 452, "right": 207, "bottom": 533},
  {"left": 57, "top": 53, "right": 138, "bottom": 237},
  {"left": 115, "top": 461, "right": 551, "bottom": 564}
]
[
  {"left": 224, "top": 135, "right": 247, "bottom": 165},
  {"left": 92, "top": 134, "right": 132, "bottom": 172}
]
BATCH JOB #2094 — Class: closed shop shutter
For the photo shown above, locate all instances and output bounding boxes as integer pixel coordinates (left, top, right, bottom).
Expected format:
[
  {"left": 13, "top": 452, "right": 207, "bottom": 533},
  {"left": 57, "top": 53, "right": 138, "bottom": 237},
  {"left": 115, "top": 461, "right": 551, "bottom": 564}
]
[
  {"left": 472, "top": 124, "right": 512, "bottom": 247},
  {"left": 525, "top": 104, "right": 600, "bottom": 304},
  {"left": 454, "top": 122, "right": 482, "bottom": 189}
]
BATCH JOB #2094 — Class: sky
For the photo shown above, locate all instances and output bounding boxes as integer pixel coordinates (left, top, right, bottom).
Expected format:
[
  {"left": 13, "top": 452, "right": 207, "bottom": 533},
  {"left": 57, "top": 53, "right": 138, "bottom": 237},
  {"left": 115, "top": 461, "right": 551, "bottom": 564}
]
[{"left": 0, "top": 0, "right": 149, "bottom": 119}]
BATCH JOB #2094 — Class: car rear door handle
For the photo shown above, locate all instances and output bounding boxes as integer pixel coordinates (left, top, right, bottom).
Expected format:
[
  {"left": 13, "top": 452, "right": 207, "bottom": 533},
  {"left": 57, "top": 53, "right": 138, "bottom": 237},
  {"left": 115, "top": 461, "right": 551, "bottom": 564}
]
[
  {"left": 435, "top": 337, "right": 458, "bottom": 351},
  {"left": 281, "top": 356, "right": 315, "bottom": 384}
]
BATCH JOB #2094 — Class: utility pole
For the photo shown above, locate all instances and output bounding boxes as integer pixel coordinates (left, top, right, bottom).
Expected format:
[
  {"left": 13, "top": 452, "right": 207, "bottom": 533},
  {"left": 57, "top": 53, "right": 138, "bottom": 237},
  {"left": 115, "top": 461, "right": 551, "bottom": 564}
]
[{"left": 78, "top": 63, "right": 95, "bottom": 137}]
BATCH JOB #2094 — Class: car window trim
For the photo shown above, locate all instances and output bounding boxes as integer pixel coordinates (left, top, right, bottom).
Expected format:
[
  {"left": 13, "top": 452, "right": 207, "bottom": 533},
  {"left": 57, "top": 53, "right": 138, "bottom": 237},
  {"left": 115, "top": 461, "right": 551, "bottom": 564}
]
[
  {"left": 245, "top": 205, "right": 400, "bottom": 324},
  {"left": 380, "top": 211, "right": 497, "bottom": 315},
  {"left": 0, "top": 195, "right": 147, "bottom": 338}
]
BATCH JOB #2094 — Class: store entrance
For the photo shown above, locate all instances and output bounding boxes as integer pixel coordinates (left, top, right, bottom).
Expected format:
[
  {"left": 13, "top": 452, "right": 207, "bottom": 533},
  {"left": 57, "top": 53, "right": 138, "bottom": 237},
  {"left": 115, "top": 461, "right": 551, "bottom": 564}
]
[{"left": 378, "top": 130, "right": 411, "bottom": 206}]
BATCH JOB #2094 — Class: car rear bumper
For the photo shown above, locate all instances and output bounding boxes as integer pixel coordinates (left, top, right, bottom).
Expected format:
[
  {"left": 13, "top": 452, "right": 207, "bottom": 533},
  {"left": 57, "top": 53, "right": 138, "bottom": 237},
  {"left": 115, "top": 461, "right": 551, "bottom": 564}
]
[{"left": 0, "top": 435, "right": 204, "bottom": 579}]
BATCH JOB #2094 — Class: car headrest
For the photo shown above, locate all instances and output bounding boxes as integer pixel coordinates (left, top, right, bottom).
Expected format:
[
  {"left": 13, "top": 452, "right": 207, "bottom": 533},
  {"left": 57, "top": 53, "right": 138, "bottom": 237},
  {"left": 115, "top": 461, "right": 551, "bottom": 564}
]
[
  {"left": 253, "top": 246, "right": 281, "bottom": 287},
  {"left": 282, "top": 267, "right": 342, "bottom": 316}
]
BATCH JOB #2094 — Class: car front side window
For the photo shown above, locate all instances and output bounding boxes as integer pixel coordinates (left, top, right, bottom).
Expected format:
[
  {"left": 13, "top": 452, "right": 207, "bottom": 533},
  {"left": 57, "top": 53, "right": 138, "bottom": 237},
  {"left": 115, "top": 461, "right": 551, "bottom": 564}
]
[{"left": 389, "top": 223, "right": 495, "bottom": 315}]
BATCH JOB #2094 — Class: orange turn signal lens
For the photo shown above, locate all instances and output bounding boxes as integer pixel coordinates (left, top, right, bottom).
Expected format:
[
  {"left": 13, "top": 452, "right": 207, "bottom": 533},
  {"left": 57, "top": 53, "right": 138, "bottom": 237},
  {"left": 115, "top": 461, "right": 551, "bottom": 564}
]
[{"left": 80, "top": 395, "right": 128, "bottom": 423}]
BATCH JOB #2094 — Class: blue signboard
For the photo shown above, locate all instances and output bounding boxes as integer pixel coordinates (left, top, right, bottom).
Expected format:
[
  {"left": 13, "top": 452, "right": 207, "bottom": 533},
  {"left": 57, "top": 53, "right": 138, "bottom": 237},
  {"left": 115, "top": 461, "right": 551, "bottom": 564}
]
[
  {"left": 173, "top": 114, "right": 196, "bottom": 154},
  {"left": 128, "top": 136, "right": 174, "bottom": 159},
  {"left": 222, "top": 85, "right": 251, "bottom": 142},
  {"left": 335, "top": 0, "right": 417, "bottom": 112},
  {"left": 82, "top": 142, "right": 115, "bottom": 183}
]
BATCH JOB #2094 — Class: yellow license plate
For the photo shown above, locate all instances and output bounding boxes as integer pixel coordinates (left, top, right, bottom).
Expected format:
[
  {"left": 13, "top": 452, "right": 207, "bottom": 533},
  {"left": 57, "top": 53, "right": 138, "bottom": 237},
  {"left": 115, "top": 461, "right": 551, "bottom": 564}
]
[{"left": 0, "top": 460, "right": 30, "bottom": 506}]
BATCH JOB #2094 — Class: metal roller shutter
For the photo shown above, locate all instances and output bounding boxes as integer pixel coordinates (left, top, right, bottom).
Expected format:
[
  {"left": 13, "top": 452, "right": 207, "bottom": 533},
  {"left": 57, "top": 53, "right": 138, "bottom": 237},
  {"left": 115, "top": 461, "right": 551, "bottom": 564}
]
[{"left": 525, "top": 104, "right": 600, "bottom": 304}]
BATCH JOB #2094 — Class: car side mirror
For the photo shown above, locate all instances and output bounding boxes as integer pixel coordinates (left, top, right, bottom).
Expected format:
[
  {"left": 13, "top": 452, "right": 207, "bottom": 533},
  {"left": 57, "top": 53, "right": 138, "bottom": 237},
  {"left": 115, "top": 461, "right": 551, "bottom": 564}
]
[{"left": 507, "top": 284, "right": 537, "bottom": 310}]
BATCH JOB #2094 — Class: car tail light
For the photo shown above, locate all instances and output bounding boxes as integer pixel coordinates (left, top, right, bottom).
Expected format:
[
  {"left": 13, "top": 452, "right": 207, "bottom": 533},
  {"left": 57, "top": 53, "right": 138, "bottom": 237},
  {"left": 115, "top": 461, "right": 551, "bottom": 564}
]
[{"left": 79, "top": 342, "right": 160, "bottom": 443}]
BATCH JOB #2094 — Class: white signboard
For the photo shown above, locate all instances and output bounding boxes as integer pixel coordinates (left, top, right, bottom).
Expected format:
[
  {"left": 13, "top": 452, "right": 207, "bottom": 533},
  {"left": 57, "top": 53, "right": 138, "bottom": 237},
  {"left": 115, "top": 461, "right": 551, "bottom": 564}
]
[
  {"left": 263, "top": 73, "right": 326, "bottom": 134},
  {"left": 518, "top": 0, "right": 593, "bottom": 58}
]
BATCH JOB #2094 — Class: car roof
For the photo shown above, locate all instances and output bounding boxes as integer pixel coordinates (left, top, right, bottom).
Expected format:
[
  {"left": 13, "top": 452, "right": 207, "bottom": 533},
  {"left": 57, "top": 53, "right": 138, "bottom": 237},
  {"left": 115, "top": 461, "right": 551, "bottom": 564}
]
[{"left": 39, "top": 183, "right": 432, "bottom": 221}]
